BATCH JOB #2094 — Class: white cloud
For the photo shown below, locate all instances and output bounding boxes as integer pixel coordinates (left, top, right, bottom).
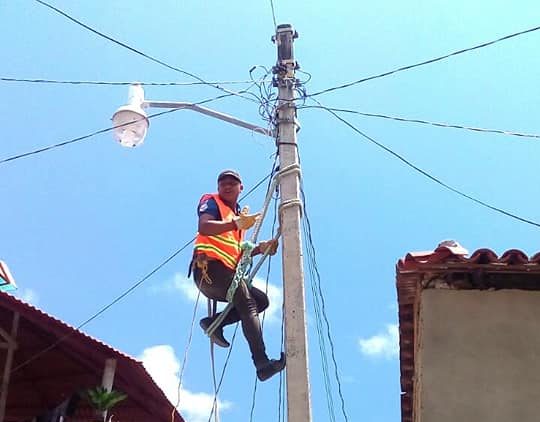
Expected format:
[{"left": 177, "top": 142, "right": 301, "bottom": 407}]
[
  {"left": 172, "top": 273, "right": 201, "bottom": 302},
  {"left": 16, "top": 288, "right": 39, "bottom": 305},
  {"left": 358, "top": 324, "right": 399, "bottom": 358},
  {"left": 139, "top": 345, "right": 232, "bottom": 422},
  {"left": 163, "top": 273, "right": 283, "bottom": 324},
  {"left": 252, "top": 278, "right": 282, "bottom": 324}
]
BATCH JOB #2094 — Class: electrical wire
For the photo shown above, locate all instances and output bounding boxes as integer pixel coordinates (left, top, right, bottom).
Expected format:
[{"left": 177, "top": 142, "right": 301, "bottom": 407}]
[
  {"left": 10, "top": 171, "right": 272, "bottom": 374},
  {"left": 301, "top": 183, "right": 350, "bottom": 422},
  {"left": 172, "top": 284, "right": 204, "bottom": 422},
  {"left": 250, "top": 66, "right": 279, "bottom": 134},
  {"left": 0, "top": 108, "right": 178, "bottom": 166},
  {"left": 0, "top": 90, "right": 254, "bottom": 167},
  {"left": 300, "top": 176, "right": 338, "bottom": 421},
  {"left": 33, "top": 0, "right": 257, "bottom": 103},
  {"left": 308, "top": 24, "right": 540, "bottom": 97},
  {"left": 300, "top": 105, "right": 540, "bottom": 140},
  {"left": 11, "top": 236, "right": 195, "bottom": 374},
  {"left": 311, "top": 98, "right": 540, "bottom": 229},
  {"left": 0, "top": 77, "right": 260, "bottom": 87},
  {"left": 270, "top": 0, "right": 277, "bottom": 29},
  {"left": 206, "top": 324, "right": 239, "bottom": 422},
  {"left": 277, "top": 299, "right": 286, "bottom": 422}
]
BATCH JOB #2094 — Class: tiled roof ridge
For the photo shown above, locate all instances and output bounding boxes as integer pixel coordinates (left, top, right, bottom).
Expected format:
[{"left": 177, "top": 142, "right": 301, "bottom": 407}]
[{"left": 398, "top": 245, "right": 540, "bottom": 270}]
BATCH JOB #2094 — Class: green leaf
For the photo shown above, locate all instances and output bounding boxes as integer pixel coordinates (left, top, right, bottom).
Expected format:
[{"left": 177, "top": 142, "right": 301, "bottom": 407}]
[{"left": 85, "top": 386, "right": 127, "bottom": 411}]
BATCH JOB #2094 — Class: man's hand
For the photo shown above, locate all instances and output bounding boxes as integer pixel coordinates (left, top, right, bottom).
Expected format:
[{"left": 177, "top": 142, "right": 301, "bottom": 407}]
[
  {"left": 233, "top": 206, "right": 261, "bottom": 230},
  {"left": 258, "top": 239, "right": 279, "bottom": 256}
]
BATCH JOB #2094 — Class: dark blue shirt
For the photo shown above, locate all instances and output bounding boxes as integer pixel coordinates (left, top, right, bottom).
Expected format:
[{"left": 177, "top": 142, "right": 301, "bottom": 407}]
[{"left": 197, "top": 195, "right": 240, "bottom": 220}]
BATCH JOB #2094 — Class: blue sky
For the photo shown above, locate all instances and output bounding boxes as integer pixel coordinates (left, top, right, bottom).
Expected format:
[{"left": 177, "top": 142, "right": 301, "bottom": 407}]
[{"left": 2, "top": 1, "right": 540, "bottom": 421}]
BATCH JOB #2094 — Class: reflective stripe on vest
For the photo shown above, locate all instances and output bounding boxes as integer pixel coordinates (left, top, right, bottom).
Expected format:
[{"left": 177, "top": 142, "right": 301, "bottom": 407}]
[{"left": 194, "top": 193, "right": 243, "bottom": 270}]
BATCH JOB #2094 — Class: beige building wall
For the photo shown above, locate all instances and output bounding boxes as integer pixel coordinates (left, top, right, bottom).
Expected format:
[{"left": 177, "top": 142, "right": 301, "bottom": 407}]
[{"left": 417, "top": 289, "right": 540, "bottom": 422}]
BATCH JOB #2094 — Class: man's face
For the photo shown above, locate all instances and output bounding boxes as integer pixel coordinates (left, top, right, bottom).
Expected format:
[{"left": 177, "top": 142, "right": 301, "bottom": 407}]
[{"left": 218, "top": 176, "right": 242, "bottom": 204}]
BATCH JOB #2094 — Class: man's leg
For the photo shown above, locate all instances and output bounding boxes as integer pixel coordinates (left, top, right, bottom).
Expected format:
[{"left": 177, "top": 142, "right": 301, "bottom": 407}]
[
  {"left": 231, "top": 280, "right": 268, "bottom": 366},
  {"left": 220, "top": 285, "right": 269, "bottom": 326},
  {"left": 195, "top": 261, "right": 285, "bottom": 380},
  {"left": 193, "top": 261, "right": 232, "bottom": 348},
  {"left": 232, "top": 281, "right": 286, "bottom": 381}
]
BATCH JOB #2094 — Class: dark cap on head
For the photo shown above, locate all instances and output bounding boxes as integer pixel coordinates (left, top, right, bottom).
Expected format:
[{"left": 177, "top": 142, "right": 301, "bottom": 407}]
[{"left": 217, "top": 169, "right": 242, "bottom": 183}]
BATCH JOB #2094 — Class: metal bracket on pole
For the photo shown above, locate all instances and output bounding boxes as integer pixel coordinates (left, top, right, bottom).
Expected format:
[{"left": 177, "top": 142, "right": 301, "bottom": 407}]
[{"left": 140, "top": 100, "right": 273, "bottom": 137}]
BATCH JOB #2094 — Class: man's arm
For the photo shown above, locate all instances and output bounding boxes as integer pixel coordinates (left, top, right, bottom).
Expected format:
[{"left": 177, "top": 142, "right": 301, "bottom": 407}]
[
  {"left": 251, "top": 239, "right": 279, "bottom": 256},
  {"left": 198, "top": 213, "right": 237, "bottom": 236}
]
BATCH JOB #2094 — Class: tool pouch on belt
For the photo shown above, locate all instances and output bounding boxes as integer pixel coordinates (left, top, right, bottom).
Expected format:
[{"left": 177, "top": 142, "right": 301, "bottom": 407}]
[{"left": 189, "top": 253, "right": 213, "bottom": 284}]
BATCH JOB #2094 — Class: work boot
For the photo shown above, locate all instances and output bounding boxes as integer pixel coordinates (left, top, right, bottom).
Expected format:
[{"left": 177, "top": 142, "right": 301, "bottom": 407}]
[
  {"left": 199, "top": 317, "right": 230, "bottom": 348},
  {"left": 256, "top": 352, "right": 286, "bottom": 381}
]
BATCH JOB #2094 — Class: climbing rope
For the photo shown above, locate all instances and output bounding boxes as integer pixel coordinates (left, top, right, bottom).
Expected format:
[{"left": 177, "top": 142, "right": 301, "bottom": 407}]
[{"left": 249, "top": 195, "right": 279, "bottom": 422}]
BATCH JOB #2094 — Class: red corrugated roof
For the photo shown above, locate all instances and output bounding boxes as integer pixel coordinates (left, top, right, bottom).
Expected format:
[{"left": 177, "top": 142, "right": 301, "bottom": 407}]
[
  {"left": 396, "top": 242, "right": 540, "bottom": 422},
  {"left": 0, "top": 291, "right": 184, "bottom": 422}
]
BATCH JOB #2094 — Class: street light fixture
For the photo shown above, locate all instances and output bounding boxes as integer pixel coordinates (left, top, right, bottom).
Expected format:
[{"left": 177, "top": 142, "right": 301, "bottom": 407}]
[
  {"left": 111, "top": 84, "right": 149, "bottom": 148},
  {"left": 111, "top": 84, "right": 272, "bottom": 147}
]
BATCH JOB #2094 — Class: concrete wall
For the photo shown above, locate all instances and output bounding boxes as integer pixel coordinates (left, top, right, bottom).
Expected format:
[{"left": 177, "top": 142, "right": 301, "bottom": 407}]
[{"left": 417, "top": 289, "right": 540, "bottom": 422}]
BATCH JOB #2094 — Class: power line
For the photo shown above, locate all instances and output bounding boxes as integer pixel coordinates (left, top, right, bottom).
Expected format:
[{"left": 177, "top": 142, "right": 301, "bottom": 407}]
[
  {"left": 206, "top": 325, "right": 239, "bottom": 422},
  {"left": 301, "top": 181, "right": 350, "bottom": 422},
  {"left": 0, "top": 77, "right": 258, "bottom": 87},
  {"left": 11, "top": 237, "right": 194, "bottom": 374},
  {"left": 33, "top": 0, "right": 257, "bottom": 103},
  {"left": 309, "top": 24, "right": 540, "bottom": 97},
  {"left": 0, "top": 90, "right": 252, "bottom": 167},
  {"left": 0, "top": 108, "right": 177, "bottom": 166},
  {"left": 172, "top": 284, "right": 203, "bottom": 422},
  {"left": 269, "top": 0, "right": 277, "bottom": 29},
  {"left": 11, "top": 171, "right": 272, "bottom": 374},
  {"left": 312, "top": 98, "right": 540, "bottom": 229},
  {"left": 300, "top": 105, "right": 540, "bottom": 140}
]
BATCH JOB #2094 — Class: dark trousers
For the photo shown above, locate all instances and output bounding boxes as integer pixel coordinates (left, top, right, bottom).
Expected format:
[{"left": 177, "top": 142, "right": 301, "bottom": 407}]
[{"left": 193, "top": 259, "right": 270, "bottom": 367}]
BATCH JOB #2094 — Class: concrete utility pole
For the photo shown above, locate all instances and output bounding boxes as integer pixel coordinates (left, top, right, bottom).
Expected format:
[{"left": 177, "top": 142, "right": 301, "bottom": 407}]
[{"left": 273, "top": 24, "right": 312, "bottom": 422}]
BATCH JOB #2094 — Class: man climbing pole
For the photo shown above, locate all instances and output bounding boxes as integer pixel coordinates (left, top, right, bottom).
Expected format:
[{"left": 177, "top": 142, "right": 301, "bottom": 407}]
[{"left": 190, "top": 169, "right": 286, "bottom": 382}]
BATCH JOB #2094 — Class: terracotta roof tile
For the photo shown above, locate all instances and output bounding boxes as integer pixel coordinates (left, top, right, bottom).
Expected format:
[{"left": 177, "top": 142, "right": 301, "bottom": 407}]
[{"left": 396, "top": 242, "right": 540, "bottom": 422}]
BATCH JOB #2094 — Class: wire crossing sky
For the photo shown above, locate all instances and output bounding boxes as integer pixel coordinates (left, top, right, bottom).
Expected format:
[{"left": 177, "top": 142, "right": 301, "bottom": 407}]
[
  {"left": 3, "top": 2, "right": 540, "bottom": 422},
  {"left": 308, "top": 23, "right": 540, "bottom": 97}
]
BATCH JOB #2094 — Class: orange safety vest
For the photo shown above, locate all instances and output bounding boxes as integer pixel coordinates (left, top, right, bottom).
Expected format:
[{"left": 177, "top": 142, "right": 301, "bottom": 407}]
[{"left": 194, "top": 193, "right": 244, "bottom": 270}]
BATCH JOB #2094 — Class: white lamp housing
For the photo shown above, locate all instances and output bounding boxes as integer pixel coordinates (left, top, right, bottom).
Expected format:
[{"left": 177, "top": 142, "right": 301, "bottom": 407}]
[
  {"left": 112, "top": 105, "right": 149, "bottom": 147},
  {"left": 112, "top": 83, "right": 149, "bottom": 147}
]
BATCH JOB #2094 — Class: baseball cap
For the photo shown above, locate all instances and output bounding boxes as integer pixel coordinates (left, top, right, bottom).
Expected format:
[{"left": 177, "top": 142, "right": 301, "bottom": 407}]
[{"left": 217, "top": 169, "right": 242, "bottom": 183}]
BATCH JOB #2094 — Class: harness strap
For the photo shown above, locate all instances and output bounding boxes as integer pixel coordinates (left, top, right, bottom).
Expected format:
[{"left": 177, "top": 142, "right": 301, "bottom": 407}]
[{"left": 193, "top": 254, "right": 213, "bottom": 284}]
